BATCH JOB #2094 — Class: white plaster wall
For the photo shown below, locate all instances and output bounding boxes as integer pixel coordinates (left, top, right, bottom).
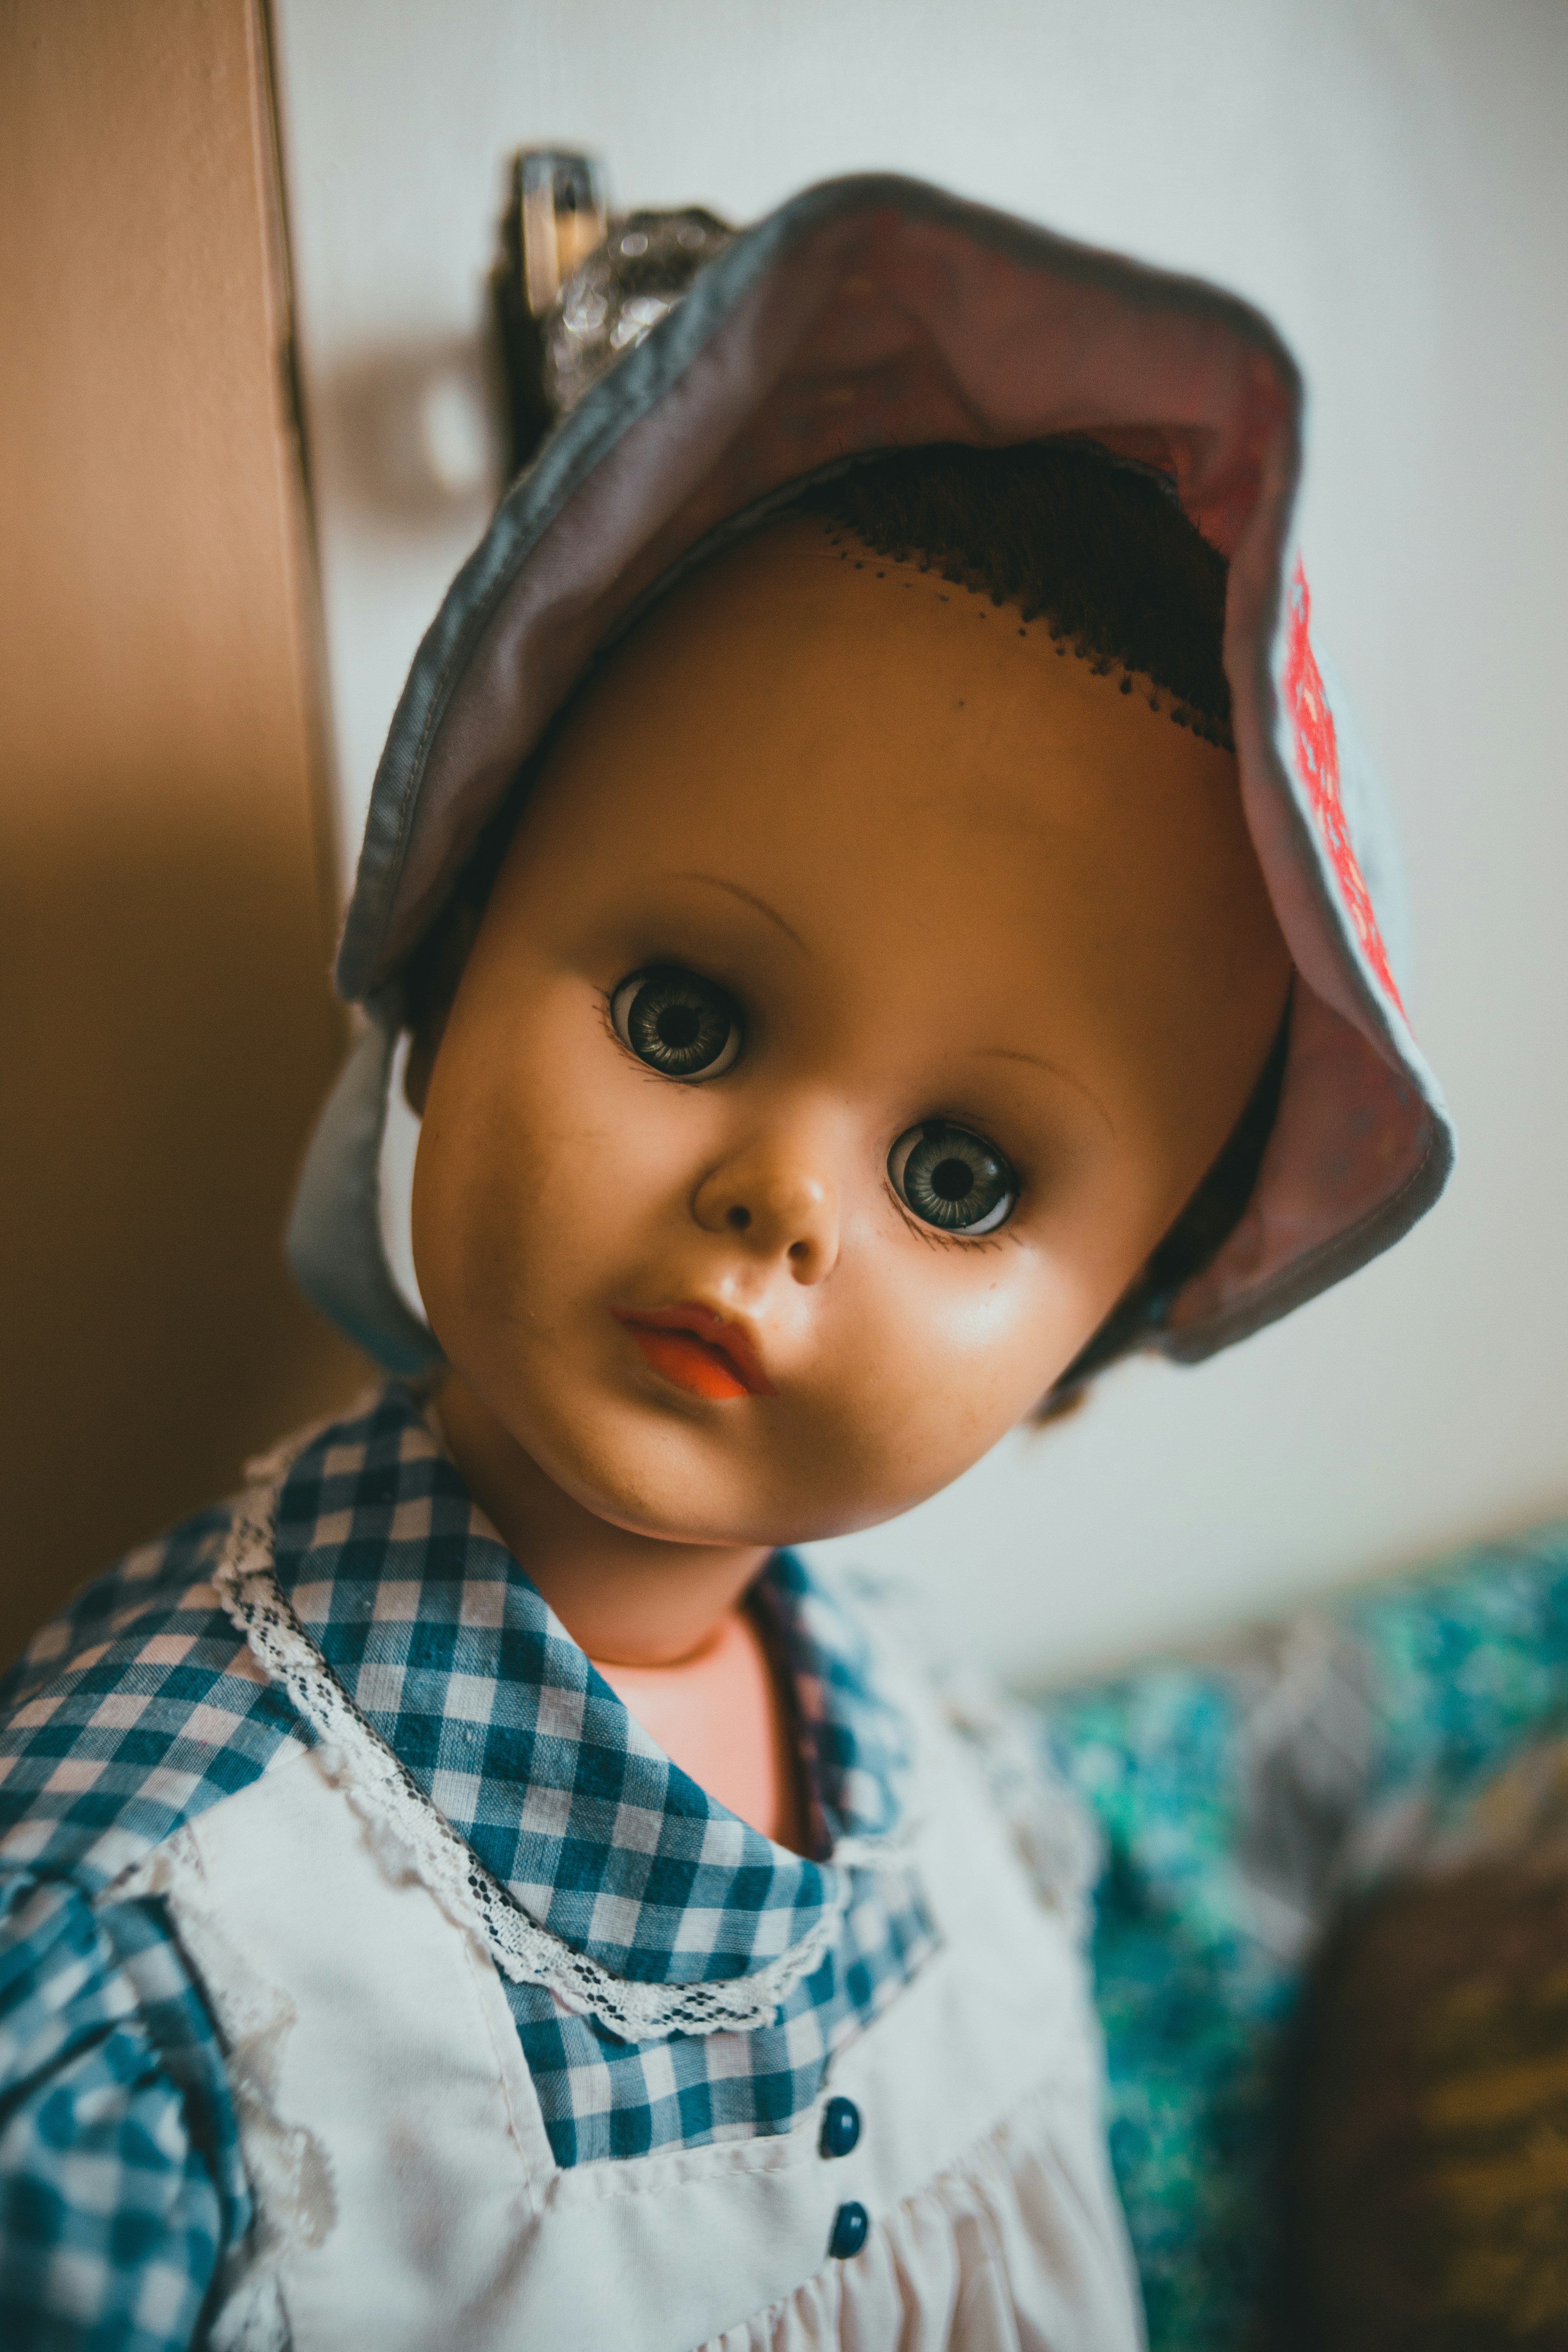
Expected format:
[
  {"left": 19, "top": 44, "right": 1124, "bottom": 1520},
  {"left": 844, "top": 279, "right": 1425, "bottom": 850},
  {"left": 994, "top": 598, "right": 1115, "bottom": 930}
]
[{"left": 271, "top": 0, "right": 1568, "bottom": 1683}]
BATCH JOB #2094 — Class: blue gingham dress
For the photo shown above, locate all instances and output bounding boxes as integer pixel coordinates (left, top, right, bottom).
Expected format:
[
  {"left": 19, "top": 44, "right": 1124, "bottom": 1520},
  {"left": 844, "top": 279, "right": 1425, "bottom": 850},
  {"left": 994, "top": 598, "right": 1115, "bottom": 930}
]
[{"left": 0, "top": 1384, "right": 942, "bottom": 2347}]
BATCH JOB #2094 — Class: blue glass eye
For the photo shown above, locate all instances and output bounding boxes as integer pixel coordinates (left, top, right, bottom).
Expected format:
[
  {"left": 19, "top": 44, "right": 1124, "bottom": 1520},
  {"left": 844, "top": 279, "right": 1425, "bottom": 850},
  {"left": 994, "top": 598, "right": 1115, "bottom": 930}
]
[
  {"left": 888, "top": 1121, "right": 1016, "bottom": 1235},
  {"left": 611, "top": 967, "right": 742, "bottom": 1081}
]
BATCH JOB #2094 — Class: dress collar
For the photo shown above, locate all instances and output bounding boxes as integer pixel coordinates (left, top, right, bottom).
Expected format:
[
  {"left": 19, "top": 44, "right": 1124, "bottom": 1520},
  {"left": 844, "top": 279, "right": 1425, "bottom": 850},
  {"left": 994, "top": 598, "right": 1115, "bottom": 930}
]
[{"left": 270, "top": 1384, "right": 910, "bottom": 1989}]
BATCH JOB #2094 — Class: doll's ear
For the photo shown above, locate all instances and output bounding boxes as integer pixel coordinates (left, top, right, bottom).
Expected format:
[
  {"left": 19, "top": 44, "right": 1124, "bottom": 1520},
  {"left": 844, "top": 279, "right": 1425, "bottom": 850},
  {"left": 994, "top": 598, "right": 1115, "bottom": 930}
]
[{"left": 401, "top": 896, "right": 483, "bottom": 1114}]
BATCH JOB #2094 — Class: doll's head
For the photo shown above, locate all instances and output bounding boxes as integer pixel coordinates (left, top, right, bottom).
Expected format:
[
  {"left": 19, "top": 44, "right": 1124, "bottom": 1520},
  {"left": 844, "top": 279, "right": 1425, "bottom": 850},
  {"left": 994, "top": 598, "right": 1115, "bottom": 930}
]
[{"left": 405, "top": 443, "right": 1292, "bottom": 1553}]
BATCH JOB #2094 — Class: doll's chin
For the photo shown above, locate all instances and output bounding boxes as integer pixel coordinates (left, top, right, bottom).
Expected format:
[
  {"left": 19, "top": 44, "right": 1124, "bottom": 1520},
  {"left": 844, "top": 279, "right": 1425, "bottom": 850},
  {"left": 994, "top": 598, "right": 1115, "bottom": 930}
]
[
  {"left": 527, "top": 1398, "right": 903, "bottom": 1551},
  {"left": 556, "top": 1429, "right": 956, "bottom": 1552},
  {"left": 467, "top": 1343, "right": 996, "bottom": 1549},
  {"left": 556, "top": 1454, "right": 841, "bottom": 1550}
]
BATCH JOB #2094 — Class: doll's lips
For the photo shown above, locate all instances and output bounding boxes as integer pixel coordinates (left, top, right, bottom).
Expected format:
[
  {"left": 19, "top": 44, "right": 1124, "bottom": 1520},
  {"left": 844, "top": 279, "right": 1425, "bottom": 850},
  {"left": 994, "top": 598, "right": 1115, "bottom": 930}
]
[{"left": 611, "top": 1304, "right": 776, "bottom": 1400}]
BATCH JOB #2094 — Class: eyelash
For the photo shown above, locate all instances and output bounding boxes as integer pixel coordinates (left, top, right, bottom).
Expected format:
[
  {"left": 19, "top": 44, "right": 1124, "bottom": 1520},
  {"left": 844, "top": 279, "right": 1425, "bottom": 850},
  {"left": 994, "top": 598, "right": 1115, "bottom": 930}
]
[{"left": 887, "top": 1190, "right": 1020, "bottom": 1254}]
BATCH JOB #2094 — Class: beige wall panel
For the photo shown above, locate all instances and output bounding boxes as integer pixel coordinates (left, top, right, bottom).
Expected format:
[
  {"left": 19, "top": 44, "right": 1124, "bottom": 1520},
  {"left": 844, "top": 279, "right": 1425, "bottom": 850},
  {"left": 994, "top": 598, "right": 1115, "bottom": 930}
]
[{"left": 0, "top": 0, "right": 367, "bottom": 1663}]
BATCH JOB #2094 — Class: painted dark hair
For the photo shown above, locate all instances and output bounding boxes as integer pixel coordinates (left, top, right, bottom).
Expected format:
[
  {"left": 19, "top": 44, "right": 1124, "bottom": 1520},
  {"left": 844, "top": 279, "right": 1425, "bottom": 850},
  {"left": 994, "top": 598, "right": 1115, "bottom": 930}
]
[{"left": 799, "top": 437, "right": 1234, "bottom": 748}]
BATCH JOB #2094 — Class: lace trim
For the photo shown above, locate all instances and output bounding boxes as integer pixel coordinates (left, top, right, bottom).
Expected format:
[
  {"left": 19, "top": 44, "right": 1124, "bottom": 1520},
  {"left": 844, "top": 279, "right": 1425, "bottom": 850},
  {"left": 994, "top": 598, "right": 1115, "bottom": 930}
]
[{"left": 214, "top": 1442, "right": 858, "bottom": 2042}]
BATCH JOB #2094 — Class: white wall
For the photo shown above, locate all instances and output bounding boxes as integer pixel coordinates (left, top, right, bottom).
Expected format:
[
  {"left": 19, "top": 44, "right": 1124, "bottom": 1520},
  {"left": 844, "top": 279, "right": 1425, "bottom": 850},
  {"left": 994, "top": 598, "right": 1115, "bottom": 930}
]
[{"left": 271, "top": 0, "right": 1568, "bottom": 1684}]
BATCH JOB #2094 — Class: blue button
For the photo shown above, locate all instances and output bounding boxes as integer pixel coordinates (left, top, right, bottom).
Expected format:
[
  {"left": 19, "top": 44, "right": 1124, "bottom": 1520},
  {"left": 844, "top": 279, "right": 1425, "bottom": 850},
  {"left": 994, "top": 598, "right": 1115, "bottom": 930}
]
[
  {"left": 820, "top": 2096, "right": 861, "bottom": 2159},
  {"left": 828, "top": 2200, "right": 869, "bottom": 2260}
]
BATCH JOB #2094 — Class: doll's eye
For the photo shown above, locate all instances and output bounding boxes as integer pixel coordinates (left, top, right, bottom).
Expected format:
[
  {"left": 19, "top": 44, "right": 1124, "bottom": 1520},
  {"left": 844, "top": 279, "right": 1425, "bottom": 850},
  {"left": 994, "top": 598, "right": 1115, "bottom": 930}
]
[
  {"left": 888, "top": 1121, "right": 1017, "bottom": 1235},
  {"left": 610, "top": 966, "right": 743, "bottom": 1081}
]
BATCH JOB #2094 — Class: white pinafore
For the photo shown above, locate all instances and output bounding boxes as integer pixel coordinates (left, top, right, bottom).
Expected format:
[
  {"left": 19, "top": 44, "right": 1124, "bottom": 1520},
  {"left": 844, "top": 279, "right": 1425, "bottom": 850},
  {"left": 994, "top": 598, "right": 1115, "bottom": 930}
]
[{"left": 122, "top": 1475, "right": 1145, "bottom": 2352}]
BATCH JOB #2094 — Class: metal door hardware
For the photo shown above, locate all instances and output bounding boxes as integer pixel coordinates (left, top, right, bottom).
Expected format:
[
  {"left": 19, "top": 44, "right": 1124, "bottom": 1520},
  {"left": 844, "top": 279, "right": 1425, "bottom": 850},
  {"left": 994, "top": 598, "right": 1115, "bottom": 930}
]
[{"left": 493, "top": 149, "right": 731, "bottom": 478}]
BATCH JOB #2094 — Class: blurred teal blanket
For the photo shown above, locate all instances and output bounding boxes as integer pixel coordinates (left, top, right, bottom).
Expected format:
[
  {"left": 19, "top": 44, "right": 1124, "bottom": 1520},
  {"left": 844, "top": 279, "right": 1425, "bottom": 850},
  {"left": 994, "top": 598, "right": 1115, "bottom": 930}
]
[{"left": 1035, "top": 1521, "right": 1568, "bottom": 2349}]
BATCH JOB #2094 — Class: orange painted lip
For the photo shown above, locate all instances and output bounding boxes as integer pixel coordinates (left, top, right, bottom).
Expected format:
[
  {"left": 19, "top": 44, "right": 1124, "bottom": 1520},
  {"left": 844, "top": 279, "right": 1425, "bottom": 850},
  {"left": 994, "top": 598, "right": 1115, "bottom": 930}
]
[{"left": 612, "top": 1303, "right": 776, "bottom": 1400}]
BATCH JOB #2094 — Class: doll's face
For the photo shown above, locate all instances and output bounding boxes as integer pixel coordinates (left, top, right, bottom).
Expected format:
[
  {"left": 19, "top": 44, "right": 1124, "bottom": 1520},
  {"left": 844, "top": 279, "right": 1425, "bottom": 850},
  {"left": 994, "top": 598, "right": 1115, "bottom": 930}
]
[{"left": 412, "top": 517, "right": 1292, "bottom": 1549}]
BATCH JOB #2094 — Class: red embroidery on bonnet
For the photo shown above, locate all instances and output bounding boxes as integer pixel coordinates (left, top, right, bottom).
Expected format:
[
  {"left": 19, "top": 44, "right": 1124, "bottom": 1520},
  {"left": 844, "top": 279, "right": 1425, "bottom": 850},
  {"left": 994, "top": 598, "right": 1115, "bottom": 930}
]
[{"left": 1282, "top": 562, "right": 1402, "bottom": 1012}]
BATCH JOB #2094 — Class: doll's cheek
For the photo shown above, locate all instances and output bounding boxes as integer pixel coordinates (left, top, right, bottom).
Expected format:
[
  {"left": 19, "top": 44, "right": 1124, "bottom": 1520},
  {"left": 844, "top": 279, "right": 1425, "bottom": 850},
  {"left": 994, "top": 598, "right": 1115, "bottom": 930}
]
[
  {"left": 877, "top": 1304, "right": 1091, "bottom": 1467},
  {"left": 789, "top": 1290, "right": 1046, "bottom": 1503},
  {"left": 872, "top": 1248, "right": 1085, "bottom": 1395}
]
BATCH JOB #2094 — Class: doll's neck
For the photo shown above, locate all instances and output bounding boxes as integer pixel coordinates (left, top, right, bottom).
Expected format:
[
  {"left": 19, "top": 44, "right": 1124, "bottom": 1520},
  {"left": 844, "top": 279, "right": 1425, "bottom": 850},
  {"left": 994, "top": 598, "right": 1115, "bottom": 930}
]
[
  {"left": 590, "top": 1609, "right": 807, "bottom": 1852},
  {"left": 433, "top": 1370, "right": 772, "bottom": 1666}
]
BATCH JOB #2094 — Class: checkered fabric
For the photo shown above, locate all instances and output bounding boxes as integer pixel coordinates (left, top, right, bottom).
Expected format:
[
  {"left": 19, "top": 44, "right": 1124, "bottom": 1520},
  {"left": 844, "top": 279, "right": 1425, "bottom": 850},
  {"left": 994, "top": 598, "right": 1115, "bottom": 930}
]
[
  {"left": 269, "top": 1392, "right": 935, "bottom": 2164},
  {"left": 0, "top": 1507, "right": 308, "bottom": 1895},
  {"left": 0, "top": 1875, "right": 248, "bottom": 2352},
  {"left": 0, "top": 1382, "right": 935, "bottom": 2340},
  {"left": 272, "top": 1392, "right": 913, "bottom": 1983},
  {"left": 508, "top": 1855, "right": 936, "bottom": 2165}
]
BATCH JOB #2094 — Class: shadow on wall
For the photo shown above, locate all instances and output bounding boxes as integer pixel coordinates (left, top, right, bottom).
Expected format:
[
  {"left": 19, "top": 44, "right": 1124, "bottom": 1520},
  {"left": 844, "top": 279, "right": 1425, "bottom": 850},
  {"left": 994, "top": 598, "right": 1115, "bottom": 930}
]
[{"left": 322, "top": 335, "right": 504, "bottom": 519}]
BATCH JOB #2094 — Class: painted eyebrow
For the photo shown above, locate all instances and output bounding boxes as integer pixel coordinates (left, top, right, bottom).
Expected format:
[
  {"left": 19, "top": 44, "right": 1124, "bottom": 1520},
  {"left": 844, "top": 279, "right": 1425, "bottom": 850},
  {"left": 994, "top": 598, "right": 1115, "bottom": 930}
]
[
  {"left": 667, "top": 871, "right": 808, "bottom": 953},
  {"left": 977, "top": 1046, "right": 1117, "bottom": 1138}
]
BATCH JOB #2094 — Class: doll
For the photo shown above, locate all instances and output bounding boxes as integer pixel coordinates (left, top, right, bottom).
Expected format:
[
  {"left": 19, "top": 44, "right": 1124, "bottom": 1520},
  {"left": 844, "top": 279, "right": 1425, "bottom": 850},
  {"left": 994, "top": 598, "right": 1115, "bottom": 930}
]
[{"left": 0, "top": 178, "right": 1451, "bottom": 2351}]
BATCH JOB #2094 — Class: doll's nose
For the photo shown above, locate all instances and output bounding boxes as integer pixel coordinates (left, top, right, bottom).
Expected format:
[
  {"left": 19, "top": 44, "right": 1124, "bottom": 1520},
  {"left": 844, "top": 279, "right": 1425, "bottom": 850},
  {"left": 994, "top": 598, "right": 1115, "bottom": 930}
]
[{"left": 692, "top": 1146, "right": 840, "bottom": 1285}]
